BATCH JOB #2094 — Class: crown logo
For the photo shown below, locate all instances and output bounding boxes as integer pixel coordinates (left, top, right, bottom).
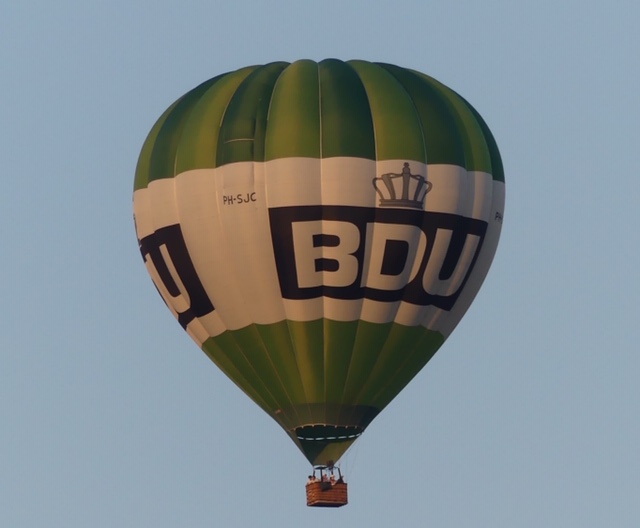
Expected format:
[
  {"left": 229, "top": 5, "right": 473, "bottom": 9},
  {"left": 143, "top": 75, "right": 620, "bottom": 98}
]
[{"left": 373, "top": 162, "right": 432, "bottom": 209}]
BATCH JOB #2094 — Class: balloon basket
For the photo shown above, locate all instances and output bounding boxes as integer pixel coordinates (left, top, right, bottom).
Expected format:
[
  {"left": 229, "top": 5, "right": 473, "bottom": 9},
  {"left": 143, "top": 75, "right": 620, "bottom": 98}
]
[
  {"left": 306, "top": 481, "right": 348, "bottom": 507},
  {"left": 305, "top": 466, "right": 348, "bottom": 507}
]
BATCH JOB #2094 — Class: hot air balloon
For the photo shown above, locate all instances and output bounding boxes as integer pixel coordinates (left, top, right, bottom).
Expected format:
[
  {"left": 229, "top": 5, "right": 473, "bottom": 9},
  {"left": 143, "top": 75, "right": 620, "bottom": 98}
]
[{"left": 133, "top": 59, "right": 504, "bottom": 507}]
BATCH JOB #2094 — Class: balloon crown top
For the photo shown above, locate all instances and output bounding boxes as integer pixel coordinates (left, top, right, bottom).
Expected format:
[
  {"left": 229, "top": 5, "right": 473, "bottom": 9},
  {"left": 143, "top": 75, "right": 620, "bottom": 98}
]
[{"left": 373, "top": 163, "right": 432, "bottom": 209}]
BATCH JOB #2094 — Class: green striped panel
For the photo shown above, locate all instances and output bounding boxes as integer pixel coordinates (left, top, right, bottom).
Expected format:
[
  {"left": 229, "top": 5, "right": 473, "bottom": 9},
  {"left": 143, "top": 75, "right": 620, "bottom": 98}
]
[
  {"left": 463, "top": 97, "right": 505, "bottom": 182},
  {"left": 354, "top": 324, "right": 444, "bottom": 405},
  {"left": 264, "top": 59, "right": 321, "bottom": 160},
  {"left": 254, "top": 321, "right": 308, "bottom": 403},
  {"left": 410, "top": 70, "right": 493, "bottom": 174},
  {"left": 174, "top": 66, "right": 257, "bottom": 174},
  {"left": 145, "top": 76, "right": 223, "bottom": 185},
  {"left": 215, "top": 62, "right": 288, "bottom": 166},
  {"left": 376, "top": 63, "right": 467, "bottom": 166},
  {"left": 134, "top": 98, "right": 181, "bottom": 191},
  {"left": 201, "top": 318, "right": 444, "bottom": 465},
  {"left": 202, "top": 319, "right": 444, "bottom": 418},
  {"left": 286, "top": 319, "right": 325, "bottom": 402},
  {"left": 348, "top": 60, "right": 427, "bottom": 162},
  {"left": 321, "top": 320, "right": 359, "bottom": 404},
  {"left": 200, "top": 337, "right": 274, "bottom": 414},
  {"left": 318, "top": 59, "right": 376, "bottom": 159},
  {"left": 135, "top": 60, "right": 505, "bottom": 190},
  {"left": 367, "top": 328, "right": 444, "bottom": 410},
  {"left": 339, "top": 321, "right": 394, "bottom": 404},
  {"left": 212, "top": 324, "right": 296, "bottom": 410}
]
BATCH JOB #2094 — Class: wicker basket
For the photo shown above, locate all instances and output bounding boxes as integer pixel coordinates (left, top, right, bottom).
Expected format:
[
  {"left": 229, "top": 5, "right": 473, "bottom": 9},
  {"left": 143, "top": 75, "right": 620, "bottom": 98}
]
[{"left": 306, "top": 481, "right": 348, "bottom": 507}]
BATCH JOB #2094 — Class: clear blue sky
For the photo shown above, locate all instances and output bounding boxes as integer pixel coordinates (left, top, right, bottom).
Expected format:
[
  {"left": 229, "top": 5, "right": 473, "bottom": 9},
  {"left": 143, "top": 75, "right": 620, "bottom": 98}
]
[{"left": 2, "top": 1, "right": 639, "bottom": 526}]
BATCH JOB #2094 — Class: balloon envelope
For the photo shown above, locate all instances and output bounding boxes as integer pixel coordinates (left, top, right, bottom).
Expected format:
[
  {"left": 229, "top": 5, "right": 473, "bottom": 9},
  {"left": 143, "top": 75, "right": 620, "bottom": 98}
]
[{"left": 133, "top": 59, "right": 505, "bottom": 466}]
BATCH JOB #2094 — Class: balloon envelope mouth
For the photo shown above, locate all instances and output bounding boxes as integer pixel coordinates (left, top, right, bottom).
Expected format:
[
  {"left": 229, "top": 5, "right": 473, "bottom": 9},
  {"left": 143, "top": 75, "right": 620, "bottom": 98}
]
[
  {"left": 273, "top": 403, "right": 379, "bottom": 432},
  {"left": 274, "top": 404, "right": 379, "bottom": 464},
  {"left": 295, "top": 425, "right": 363, "bottom": 442}
]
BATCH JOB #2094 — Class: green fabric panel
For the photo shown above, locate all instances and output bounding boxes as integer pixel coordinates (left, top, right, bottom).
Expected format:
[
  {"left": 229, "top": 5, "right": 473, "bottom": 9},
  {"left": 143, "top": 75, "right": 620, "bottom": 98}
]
[
  {"left": 202, "top": 332, "right": 280, "bottom": 411},
  {"left": 174, "top": 66, "right": 257, "bottom": 174},
  {"left": 146, "top": 77, "right": 223, "bottom": 184},
  {"left": 348, "top": 60, "right": 426, "bottom": 163},
  {"left": 216, "top": 62, "right": 288, "bottom": 166},
  {"left": 368, "top": 328, "right": 444, "bottom": 409},
  {"left": 264, "top": 60, "right": 321, "bottom": 160},
  {"left": 377, "top": 63, "right": 467, "bottom": 167},
  {"left": 463, "top": 97, "right": 505, "bottom": 182},
  {"left": 200, "top": 337, "right": 273, "bottom": 414},
  {"left": 286, "top": 319, "right": 324, "bottom": 402},
  {"left": 322, "top": 320, "right": 359, "bottom": 404},
  {"left": 205, "top": 319, "right": 442, "bottom": 411},
  {"left": 411, "top": 70, "right": 492, "bottom": 174},
  {"left": 340, "top": 321, "right": 393, "bottom": 404},
  {"left": 254, "top": 321, "right": 308, "bottom": 403},
  {"left": 355, "top": 325, "right": 444, "bottom": 403},
  {"left": 318, "top": 59, "right": 376, "bottom": 159},
  {"left": 134, "top": 98, "right": 182, "bottom": 191},
  {"left": 218, "top": 324, "right": 299, "bottom": 410},
  {"left": 138, "top": 60, "right": 502, "bottom": 182},
  {"left": 204, "top": 318, "right": 444, "bottom": 465}
]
